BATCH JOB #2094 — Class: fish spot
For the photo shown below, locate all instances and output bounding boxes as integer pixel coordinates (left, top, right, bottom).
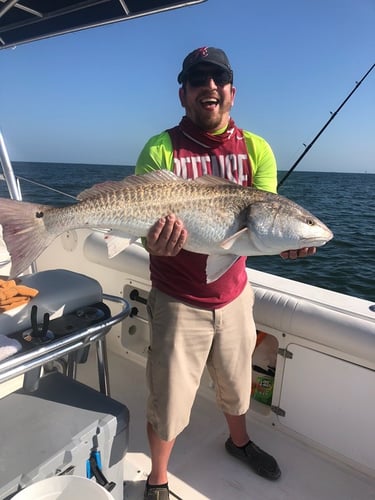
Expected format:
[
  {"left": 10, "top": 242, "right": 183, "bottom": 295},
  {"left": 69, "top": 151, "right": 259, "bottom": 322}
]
[{"left": 35, "top": 211, "right": 44, "bottom": 218}]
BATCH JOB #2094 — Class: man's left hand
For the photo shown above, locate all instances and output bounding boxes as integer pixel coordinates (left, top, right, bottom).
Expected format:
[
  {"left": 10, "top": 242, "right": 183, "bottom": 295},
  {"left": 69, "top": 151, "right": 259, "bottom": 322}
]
[{"left": 280, "top": 247, "right": 316, "bottom": 260}]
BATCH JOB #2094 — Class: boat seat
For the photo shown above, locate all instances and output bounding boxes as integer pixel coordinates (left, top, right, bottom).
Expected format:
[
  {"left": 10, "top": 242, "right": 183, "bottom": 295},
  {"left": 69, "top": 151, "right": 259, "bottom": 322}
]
[
  {"left": 0, "top": 269, "right": 103, "bottom": 335},
  {"left": 0, "top": 269, "right": 111, "bottom": 396}
]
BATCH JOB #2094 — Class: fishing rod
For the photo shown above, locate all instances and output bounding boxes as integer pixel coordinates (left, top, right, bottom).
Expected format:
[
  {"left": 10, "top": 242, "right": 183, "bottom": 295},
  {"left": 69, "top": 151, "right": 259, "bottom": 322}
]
[{"left": 277, "top": 63, "right": 375, "bottom": 189}]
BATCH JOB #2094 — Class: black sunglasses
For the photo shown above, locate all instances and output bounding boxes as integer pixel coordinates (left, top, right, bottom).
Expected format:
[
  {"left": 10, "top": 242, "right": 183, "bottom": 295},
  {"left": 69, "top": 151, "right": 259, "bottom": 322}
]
[{"left": 186, "top": 68, "right": 233, "bottom": 87}]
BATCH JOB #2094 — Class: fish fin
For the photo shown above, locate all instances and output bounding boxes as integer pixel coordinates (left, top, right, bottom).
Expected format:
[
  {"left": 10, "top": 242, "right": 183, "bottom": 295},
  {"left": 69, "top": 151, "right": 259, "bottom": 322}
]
[
  {"left": 0, "top": 198, "right": 56, "bottom": 278},
  {"left": 103, "top": 233, "right": 136, "bottom": 258},
  {"left": 206, "top": 254, "right": 240, "bottom": 283},
  {"left": 219, "top": 227, "right": 249, "bottom": 250},
  {"left": 126, "top": 171, "right": 182, "bottom": 183},
  {"left": 194, "top": 175, "right": 242, "bottom": 187},
  {"left": 77, "top": 170, "right": 182, "bottom": 200}
]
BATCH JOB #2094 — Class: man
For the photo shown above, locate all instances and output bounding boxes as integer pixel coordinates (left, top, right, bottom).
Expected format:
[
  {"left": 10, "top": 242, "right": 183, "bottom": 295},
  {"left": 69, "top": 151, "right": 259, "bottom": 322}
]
[{"left": 136, "top": 46, "right": 314, "bottom": 500}]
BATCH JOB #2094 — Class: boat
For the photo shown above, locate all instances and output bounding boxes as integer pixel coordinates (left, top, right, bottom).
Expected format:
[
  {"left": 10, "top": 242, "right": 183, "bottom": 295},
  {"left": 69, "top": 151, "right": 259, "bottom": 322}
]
[{"left": 1, "top": 2, "right": 374, "bottom": 499}]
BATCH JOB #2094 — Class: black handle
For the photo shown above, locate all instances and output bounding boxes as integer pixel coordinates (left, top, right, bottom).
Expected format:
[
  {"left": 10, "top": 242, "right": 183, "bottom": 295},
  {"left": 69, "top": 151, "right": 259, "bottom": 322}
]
[
  {"left": 89, "top": 454, "right": 115, "bottom": 492},
  {"left": 129, "top": 289, "right": 147, "bottom": 305},
  {"left": 30, "top": 305, "right": 51, "bottom": 339}
]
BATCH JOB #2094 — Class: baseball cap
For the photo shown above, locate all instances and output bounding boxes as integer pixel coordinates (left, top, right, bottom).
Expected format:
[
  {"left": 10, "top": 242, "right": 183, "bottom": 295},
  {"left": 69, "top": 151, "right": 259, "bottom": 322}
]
[{"left": 177, "top": 46, "right": 233, "bottom": 84}]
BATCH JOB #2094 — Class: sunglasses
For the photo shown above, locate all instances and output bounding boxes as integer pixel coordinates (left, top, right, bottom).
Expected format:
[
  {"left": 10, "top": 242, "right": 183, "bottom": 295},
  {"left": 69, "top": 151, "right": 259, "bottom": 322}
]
[{"left": 186, "top": 68, "right": 233, "bottom": 87}]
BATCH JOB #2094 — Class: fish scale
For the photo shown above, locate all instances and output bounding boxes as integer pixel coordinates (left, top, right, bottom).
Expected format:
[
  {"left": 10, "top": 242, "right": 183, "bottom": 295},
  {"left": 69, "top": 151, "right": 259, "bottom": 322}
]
[{"left": 78, "top": 182, "right": 241, "bottom": 242}]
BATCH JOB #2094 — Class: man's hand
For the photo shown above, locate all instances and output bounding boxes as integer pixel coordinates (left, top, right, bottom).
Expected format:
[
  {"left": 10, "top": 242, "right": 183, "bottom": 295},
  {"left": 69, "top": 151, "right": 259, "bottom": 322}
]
[
  {"left": 146, "top": 214, "right": 187, "bottom": 256},
  {"left": 280, "top": 247, "right": 317, "bottom": 260}
]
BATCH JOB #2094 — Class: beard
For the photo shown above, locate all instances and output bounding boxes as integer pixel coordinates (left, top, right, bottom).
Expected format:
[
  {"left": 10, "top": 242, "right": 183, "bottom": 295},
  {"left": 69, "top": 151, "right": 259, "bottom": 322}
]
[
  {"left": 194, "top": 112, "right": 224, "bottom": 131},
  {"left": 186, "top": 94, "right": 233, "bottom": 132}
]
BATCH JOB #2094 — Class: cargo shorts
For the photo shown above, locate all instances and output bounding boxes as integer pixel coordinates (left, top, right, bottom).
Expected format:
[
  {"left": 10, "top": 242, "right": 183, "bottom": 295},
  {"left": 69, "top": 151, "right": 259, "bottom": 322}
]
[{"left": 146, "top": 283, "right": 257, "bottom": 441}]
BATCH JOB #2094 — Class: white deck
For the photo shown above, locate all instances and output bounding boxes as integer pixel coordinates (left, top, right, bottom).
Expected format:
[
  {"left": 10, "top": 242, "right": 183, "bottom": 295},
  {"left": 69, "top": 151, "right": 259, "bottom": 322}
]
[
  {"left": 77, "top": 346, "right": 375, "bottom": 500},
  {"left": 1, "top": 237, "right": 374, "bottom": 499}
]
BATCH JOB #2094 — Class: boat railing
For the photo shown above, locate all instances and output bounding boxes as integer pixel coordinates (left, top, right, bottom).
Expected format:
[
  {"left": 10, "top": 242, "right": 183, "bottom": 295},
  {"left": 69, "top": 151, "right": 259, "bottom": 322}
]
[
  {"left": 0, "top": 130, "right": 77, "bottom": 203},
  {"left": 0, "top": 292, "right": 130, "bottom": 393},
  {"left": 0, "top": 130, "right": 22, "bottom": 200}
]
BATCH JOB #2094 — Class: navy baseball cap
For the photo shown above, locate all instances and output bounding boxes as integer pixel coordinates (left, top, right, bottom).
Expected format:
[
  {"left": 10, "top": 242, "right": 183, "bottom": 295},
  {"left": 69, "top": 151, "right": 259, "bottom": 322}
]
[{"left": 177, "top": 46, "right": 233, "bottom": 84}]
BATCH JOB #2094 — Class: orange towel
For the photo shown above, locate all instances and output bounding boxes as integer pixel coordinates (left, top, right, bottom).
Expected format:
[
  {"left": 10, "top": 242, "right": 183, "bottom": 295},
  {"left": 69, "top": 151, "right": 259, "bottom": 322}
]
[
  {"left": 0, "top": 279, "right": 39, "bottom": 312},
  {"left": 0, "top": 280, "right": 18, "bottom": 301}
]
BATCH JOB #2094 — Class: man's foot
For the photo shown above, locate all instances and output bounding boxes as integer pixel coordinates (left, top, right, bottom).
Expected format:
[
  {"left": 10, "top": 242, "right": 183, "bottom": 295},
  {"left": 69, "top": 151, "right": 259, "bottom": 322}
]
[
  {"left": 144, "top": 479, "right": 170, "bottom": 499},
  {"left": 225, "top": 437, "right": 281, "bottom": 480}
]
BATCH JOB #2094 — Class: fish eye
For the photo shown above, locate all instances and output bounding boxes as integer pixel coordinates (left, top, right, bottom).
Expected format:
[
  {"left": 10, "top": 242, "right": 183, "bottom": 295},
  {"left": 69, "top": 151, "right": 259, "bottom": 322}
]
[{"left": 306, "top": 218, "right": 315, "bottom": 226}]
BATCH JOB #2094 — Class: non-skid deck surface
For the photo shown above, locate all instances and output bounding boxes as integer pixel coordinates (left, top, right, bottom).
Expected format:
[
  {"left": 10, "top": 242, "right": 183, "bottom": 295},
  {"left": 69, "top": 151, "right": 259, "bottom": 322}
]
[{"left": 77, "top": 350, "right": 375, "bottom": 500}]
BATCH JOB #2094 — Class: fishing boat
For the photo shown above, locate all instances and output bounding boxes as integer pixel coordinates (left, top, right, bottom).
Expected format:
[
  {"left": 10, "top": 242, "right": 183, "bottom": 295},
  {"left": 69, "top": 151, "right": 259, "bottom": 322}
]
[{"left": 0, "top": 2, "right": 374, "bottom": 499}]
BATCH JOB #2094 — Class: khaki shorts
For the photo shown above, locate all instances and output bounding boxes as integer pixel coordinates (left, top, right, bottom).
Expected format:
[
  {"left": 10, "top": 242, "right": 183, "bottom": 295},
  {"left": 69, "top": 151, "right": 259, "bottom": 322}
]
[{"left": 146, "top": 284, "right": 257, "bottom": 441}]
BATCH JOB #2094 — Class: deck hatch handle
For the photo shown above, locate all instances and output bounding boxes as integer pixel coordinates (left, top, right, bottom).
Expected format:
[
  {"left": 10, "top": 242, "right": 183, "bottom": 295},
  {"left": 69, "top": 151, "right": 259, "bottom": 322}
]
[
  {"left": 278, "top": 348, "right": 293, "bottom": 359},
  {"left": 271, "top": 405, "right": 286, "bottom": 417}
]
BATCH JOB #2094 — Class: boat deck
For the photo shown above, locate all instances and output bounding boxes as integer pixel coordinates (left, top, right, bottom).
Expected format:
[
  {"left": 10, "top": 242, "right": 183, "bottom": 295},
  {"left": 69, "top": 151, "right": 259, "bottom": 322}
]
[{"left": 77, "top": 346, "right": 375, "bottom": 500}]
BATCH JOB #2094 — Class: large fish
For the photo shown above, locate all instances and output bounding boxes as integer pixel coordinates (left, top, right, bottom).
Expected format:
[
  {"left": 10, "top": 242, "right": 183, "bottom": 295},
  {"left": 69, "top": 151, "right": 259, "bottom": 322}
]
[{"left": 0, "top": 171, "right": 333, "bottom": 281}]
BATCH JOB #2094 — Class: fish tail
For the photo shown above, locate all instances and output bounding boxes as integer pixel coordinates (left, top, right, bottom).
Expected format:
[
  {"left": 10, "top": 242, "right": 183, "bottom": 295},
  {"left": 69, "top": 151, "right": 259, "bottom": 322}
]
[{"left": 0, "top": 198, "right": 56, "bottom": 278}]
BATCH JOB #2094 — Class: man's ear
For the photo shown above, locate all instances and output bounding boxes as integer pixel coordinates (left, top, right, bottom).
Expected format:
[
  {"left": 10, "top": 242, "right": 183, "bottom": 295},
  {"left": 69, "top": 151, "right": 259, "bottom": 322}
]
[
  {"left": 179, "top": 87, "right": 186, "bottom": 107},
  {"left": 231, "top": 85, "right": 236, "bottom": 105}
]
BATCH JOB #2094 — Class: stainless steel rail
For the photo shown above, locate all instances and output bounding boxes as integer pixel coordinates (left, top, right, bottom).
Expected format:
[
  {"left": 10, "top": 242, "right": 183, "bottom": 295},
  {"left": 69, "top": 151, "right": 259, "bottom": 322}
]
[
  {"left": 0, "top": 294, "right": 130, "bottom": 387},
  {"left": 0, "top": 130, "right": 22, "bottom": 200}
]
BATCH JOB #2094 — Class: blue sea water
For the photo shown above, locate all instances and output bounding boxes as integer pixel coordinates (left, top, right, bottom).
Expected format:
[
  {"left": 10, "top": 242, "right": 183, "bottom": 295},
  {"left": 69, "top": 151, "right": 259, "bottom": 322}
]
[{"left": 1, "top": 162, "right": 374, "bottom": 303}]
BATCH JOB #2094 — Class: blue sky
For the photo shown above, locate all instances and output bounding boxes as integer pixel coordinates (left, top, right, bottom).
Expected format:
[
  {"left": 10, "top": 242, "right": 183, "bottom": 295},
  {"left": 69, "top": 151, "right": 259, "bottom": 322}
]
[{"left": 0, "top": 0, "right": 374, "bottom": 173}]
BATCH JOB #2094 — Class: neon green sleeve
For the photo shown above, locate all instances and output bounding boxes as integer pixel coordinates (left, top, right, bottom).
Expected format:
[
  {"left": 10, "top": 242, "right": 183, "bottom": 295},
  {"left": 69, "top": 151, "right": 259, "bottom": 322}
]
[
  {"left": 243, "top": 130, "right": 278, "bottom": 193},
  {"left": 135, "top": 131, "right": 174, "bottom": 174}
]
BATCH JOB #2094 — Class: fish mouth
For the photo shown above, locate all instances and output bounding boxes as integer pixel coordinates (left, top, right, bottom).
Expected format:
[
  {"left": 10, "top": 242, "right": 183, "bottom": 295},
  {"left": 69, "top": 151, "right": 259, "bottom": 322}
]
[{"left": 303, "top": 231, "right": 334, "bottom": 247}]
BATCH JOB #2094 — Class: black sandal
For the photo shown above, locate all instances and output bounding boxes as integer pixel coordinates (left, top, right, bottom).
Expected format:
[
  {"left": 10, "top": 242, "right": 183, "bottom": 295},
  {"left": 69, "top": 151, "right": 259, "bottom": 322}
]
[{"left": 144, "top": 479, "right": 170, "bottom": 500}]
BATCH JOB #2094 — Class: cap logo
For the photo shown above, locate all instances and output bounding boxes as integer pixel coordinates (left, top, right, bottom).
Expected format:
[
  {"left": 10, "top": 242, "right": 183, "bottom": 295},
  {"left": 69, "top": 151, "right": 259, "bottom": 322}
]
[{"left": 194, "top": 46, "right": 208, "bottom": 59}]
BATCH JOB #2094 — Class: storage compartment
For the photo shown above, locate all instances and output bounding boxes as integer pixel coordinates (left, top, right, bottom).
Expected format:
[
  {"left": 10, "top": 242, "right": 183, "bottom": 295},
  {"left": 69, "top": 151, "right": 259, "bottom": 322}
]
[
  {"left": 0, "top": 372, "right": 129, "bottom": 500},
  {"left": 251, "top": 331, "right": 279, "bottom": 411},
  {"left": 279, "top": 344, "right": 375, "bottom": 471}
]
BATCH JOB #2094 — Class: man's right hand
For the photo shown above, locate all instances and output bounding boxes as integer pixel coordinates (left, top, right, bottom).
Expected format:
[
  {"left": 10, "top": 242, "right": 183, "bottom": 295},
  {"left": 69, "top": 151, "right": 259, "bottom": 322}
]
[{"left": 146, "top": 214, "right": 187, "bottom": 256}]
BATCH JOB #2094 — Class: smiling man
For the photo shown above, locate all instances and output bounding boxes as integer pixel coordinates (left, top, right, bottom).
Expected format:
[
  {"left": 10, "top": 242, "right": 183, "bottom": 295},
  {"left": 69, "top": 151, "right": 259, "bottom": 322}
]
[{"left": 136, "top": 46, "right": 312, "bottom": 500}]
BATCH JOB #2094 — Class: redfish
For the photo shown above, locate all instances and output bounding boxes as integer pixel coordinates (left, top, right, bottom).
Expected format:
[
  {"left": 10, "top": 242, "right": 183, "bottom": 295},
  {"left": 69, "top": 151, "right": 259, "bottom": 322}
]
[{"left": 0, "top": 171, "right": 333, "bottom": 281}]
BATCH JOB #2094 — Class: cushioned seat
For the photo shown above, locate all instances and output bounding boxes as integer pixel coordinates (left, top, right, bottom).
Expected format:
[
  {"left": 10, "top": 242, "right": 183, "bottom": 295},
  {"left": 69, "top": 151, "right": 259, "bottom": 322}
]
[{"left": 0, "top": 269, "right": 102, "bottom": 336}]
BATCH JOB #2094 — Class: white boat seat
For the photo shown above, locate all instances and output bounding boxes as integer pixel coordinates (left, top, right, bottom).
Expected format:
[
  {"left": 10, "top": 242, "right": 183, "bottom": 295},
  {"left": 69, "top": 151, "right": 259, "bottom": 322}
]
[
  {"left": 0, "top": 269, "right": 103, "bottom": 336},
  {"left": 0, "top": 269, "right": 111, "bottom": 395}
]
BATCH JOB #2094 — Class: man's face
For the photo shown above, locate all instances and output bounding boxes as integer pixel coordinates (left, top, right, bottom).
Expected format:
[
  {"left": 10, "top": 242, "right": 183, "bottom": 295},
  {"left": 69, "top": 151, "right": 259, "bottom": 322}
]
[{"left": 179, "top": 63, "right": 236, "bottom": 132}]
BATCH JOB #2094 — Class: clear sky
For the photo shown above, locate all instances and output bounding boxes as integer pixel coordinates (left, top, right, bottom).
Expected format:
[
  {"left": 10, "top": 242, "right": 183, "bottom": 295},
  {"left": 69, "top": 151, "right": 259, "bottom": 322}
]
[{"left": 0, "top": 0, "right": 374, "bottom": 173}]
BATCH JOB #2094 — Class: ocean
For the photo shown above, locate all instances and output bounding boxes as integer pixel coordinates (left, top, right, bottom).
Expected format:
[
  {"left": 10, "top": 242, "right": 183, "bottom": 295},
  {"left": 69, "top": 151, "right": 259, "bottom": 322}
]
[{"left": 1, "top": 162, "right": 374, "bottom": 303}]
